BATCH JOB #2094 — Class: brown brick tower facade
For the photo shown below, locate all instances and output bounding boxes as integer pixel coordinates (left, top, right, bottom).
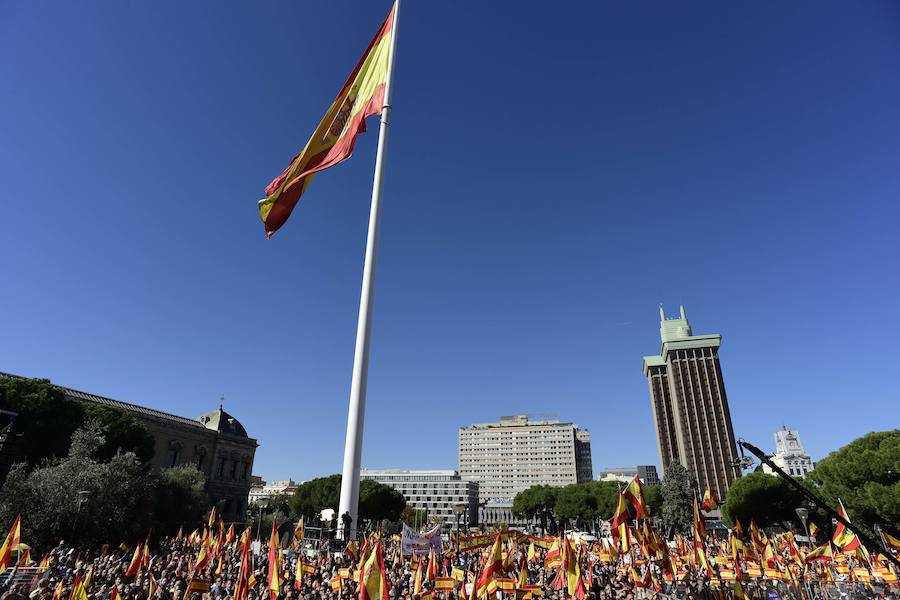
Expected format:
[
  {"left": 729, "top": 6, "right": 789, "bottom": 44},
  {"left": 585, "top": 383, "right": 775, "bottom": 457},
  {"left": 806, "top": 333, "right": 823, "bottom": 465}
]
[{"left": 642, "top": 306, "right": 741, "bottom": 497}]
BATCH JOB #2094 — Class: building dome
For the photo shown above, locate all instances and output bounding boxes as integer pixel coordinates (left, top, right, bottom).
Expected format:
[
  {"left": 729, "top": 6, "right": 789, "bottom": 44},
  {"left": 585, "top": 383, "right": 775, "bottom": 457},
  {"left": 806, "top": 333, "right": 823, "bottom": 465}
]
[{"left": 198, "top": 406, "right": 249, "bottom": 437}]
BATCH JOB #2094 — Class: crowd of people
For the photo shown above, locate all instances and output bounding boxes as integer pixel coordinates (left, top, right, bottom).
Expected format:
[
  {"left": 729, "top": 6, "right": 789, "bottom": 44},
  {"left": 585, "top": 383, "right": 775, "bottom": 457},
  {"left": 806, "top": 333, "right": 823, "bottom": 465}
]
[{"left": 0, "top": 520, "right": 897, "bottom": 600}]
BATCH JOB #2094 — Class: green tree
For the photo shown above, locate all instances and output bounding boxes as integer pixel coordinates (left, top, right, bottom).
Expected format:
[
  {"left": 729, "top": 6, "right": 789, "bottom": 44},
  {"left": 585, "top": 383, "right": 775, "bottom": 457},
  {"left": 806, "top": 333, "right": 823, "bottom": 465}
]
[
  {"left": 645, "top": 484, "right": 663, "bottom": 517},
  {"left": 152, "top": 465, "right": 210, "bottom": 537},
  {"left": 583, "top": 480, "right": 620, "bottom": 520},
  {"left": 661, "top": 462, "right": 694, "bottom": 535},
  {"left": 806, "top": 430, "right": 900, "bottom": 529},
  {"left": 0, "top": 376, "right": 83, "bottom": 465},
  {"left": 359, "top": 479, "right": 406, "bottom": 522},
  {"left": 0, "top": 376, "right": 155, "bottom": 467},
  {"left": 289, "top": 475, "right": 406, "bottom": 525},
  {"left": 0, "top": 420, "right": 153, "bottom": 550},
  {"left": 555, "top": 483, "right": 599, "bottom": 525},
  {"left": 400, "top": 506, "right": 427, "bottom": 528},
  {"left": 721, "top": 472, "right": 805, "bottom": 529},
  {"left": 512, "top": 485, "right": 559, "bottom": 534},
  {"left": 0, "top": 420, "right": 214, "bottom": 551},
  {"left": 82, "top": 404, "right": 155, "bottom": 463},
  {"left": 290, "top": 474, "right": 342, "bottom": 519}
]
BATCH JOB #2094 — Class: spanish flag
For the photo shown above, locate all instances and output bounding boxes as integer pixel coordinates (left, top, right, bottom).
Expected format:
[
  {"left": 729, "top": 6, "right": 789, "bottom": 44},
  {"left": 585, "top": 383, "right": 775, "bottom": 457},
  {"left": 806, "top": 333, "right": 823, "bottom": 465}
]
[
  {"left": 883, "top": 531, "right": 900, "bottom": 552},
  {"left": 359, "top": 538, "right": 389, "bottom": 600},
  {"left": 125, "top": 543, "right": 143, "bottom": 577},
  {"left": 267, "top": 523, "right": 282, "bottom": 600},
  {"left": 804, "top": 542, "right": 834, "bottom": 563},
  {"left": 701, "top": 488, "right": 719, "bottom": 512},
  {"left": 0, "top": 516, "right": 21, "bottom": 573},
  {"left": 623, "top": 476, "right": 649, "bottom": 519},
  {"left": 259, "top": 4, "right": 397, "bottom": 238},
  {"left": 832, "top": 499, "right": 861, "bottom": 552},
  {"left": 610, "top": 492, "right": 630, "bottom": 552},
  {"left": 69, "top": 574, "right": 88, "bottom": 600},
  {"left": 476, "top": 533, "right": 503, "bottom": 598}
]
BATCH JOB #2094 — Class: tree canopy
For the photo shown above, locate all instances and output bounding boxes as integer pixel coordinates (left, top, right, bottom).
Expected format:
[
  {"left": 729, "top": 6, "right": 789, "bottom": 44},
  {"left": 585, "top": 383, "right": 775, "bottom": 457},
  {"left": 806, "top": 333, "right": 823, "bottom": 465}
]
[
  {"left": 359, "top": 479, "right": 406, "bottom": 522},
  {"left": 290, "top": 474, "right": 341, "bottom": 519},
  {"left": 0, "top": 376, "right": 154, "bottom": 466},
  {"left": 806, "top": 429, "right": 900, "bottom": 529},
  {"left": 513, "top": 480, "right": 643, "bottom": 531},
  {"left": 0, "top": 420, "right": 207, "bottom": 550},
  {"left": 289, "top": 475, "right": 405, "bottom": 524},
  {"left": 721, "top": 472, "right": 805, "bottom": 529}
]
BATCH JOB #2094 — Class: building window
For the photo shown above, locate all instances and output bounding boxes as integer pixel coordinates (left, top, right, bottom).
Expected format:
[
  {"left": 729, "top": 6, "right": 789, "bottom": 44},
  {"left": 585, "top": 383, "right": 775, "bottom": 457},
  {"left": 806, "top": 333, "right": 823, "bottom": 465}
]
[
  {"left": 167, "top": 447, "right": 180, "bottom": 468},
  {"left": 241, "top": 461, "right": 249, "bottom": 480},
  {"left": 230, "top": 460, "right": 238, "bottom": 479},
  {"left": 196, "top": 453, "right": 205, "bottom": 470},
  {"left": 217, "top": 457, "right": 225, "bottom": 478}
]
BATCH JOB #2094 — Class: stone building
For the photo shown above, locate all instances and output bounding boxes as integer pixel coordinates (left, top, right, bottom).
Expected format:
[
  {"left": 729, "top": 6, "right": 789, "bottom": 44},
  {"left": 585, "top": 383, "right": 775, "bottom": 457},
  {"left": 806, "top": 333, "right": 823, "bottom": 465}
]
[{"left": 4, "top": 373, "right": 257, "bottom": 523}]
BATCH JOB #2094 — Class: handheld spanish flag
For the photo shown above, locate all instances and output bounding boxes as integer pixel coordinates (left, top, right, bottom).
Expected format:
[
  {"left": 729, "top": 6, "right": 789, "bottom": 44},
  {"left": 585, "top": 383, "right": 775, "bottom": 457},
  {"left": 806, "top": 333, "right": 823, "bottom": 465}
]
[
  {"left": 258, "top": 4, "right": 397, "bottom": 238},
  {"left": 832, "top": 499, "right": 861, "bottom": 552},
  {"left": 623, "top": 475, "right": 649, "bottom": 519},
  {"left": 0, "top": 516, "right": 21, "bottom": 573},
  {"left": 359, "top": 538, "right": 389, "bottom": 600},
  {"left": 267, "top": 523, "right": 282, "bottom": 600},
  {"left": 294, "top": 517, "right": 304, "bottom": 542},
  {"left": 476, "top": 533, "right": 503, "bottom": 598},
  {"left": 69, "top": 574, "right": 88, "bottom": 600},
  {"left": 125, "top": 543, "right": 143, "bottom": 577},
  {"left": 701, "top": 489, "right": 719, "bottom": 512},
  {"left": 610, "top": 492, "right": 631, "bottom": 552}
]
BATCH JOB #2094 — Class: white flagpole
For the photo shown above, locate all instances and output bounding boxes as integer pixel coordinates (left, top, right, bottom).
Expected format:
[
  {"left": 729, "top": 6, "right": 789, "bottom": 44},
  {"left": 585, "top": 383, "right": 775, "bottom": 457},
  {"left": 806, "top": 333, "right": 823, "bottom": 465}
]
[{"left": 336, "top": 0, "right": 400, "bottom": 541}]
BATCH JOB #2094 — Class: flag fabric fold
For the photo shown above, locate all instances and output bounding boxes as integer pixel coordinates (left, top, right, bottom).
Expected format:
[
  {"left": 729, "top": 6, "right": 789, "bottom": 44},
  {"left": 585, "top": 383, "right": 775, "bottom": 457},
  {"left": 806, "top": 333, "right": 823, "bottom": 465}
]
[{"left": 258, "top": 5, "right": 396, "bottom": 238}]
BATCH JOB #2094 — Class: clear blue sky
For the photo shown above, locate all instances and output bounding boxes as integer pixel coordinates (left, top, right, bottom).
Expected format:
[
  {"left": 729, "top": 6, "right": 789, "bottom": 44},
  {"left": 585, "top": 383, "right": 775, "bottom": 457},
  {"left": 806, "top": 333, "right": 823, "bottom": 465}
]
[{"left": 2, "top": 2, "right": 899, "bottom": 483}]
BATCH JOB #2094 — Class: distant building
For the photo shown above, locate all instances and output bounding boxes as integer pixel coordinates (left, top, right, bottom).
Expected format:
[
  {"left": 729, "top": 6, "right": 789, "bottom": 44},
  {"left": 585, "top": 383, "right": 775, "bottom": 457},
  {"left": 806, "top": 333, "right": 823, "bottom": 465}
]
[
  {"left": 249, "top": 478, "right": 300, "bottom": 505},
  {"left": 597, "top": 465, "right": 660, "bottom": 486},
  {"left": 1, "top": 373, "right": 257, "bottom": 523},
  {"left": 459, "top": 415, "right": 593, "bottom": 503},
  {"left": 479, "top": 501, "right": 516, "bottom": 528},
  {"left": 360, "top": 469, "right": 478, "bottom": 526},
  {"left": 575, "top": 430, "right": 594, "bottom": 483},
  {"left": 642, "top": 306, "right": 741, "bottom": 497},
  {"left": 763, "top": 427, "right": 814, "bottom": 478}
]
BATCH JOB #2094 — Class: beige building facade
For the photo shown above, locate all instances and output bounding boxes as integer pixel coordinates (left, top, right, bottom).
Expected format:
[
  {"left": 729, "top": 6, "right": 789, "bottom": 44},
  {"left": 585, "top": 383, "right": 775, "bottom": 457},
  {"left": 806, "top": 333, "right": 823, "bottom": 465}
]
[
  {"left": 459, "top": 415, "right": 593, "bottom": 503},
  {"left": 59, "top": 381, "right": 258, "bottom": 522},
  {"left": 642, "top": 306, "right": 741, "bottom": 497}
]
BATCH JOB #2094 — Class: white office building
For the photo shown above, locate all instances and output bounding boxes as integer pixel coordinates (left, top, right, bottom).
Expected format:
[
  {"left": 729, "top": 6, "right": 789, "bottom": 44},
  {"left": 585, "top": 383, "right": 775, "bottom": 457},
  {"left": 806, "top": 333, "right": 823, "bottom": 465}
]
[
  {"left": 459, "top": 415, "right": 593, "bottom": 503},
  {"left": 360, "top": 469, "right": 479, "bottom": 526}
]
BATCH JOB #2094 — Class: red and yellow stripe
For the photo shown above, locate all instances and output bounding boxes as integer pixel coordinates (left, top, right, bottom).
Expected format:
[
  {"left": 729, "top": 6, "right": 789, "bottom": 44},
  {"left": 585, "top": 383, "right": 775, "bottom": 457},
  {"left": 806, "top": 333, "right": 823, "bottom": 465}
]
[{"left": 259, "top": 5, "right": 395, "bottom": 238}]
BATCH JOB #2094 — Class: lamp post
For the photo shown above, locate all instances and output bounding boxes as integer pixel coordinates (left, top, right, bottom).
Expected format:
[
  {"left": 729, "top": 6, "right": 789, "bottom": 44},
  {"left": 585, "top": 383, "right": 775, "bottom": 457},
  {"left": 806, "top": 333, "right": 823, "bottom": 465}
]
[
  {"left": 452, "top": 504, "right": 466, "bottom": 555},
  {"left": 70, "top": 490, "right": 90, "bottom": 545},
  {"left": 795, "top": 507, "right": 814, "bottom": 600},
  {"left": 795, "top": 507, "right": 810, "bottom": 543}
]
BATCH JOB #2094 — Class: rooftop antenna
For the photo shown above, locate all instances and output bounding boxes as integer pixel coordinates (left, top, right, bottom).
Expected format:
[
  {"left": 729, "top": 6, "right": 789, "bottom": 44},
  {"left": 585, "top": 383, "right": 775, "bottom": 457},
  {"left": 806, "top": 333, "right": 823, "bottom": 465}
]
[
  {"left": 220, "top": 395, "right": 224, "bottom": 410},
  {"left": 659, "top": 304, "right": 665, "bottom": 321}
]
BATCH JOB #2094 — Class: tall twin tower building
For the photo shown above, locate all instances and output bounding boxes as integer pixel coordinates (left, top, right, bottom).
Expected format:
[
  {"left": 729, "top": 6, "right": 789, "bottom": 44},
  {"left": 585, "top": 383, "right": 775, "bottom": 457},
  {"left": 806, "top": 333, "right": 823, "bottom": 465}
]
[{"left": 642, "top": 306, "right": 741, "bottom": 497}]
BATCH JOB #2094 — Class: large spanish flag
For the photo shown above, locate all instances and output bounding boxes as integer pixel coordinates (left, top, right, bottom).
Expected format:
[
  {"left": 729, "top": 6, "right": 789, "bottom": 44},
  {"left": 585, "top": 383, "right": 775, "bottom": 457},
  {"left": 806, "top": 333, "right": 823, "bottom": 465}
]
[{"left": 258, "top": 5, "right": 396, "bottom": 238}]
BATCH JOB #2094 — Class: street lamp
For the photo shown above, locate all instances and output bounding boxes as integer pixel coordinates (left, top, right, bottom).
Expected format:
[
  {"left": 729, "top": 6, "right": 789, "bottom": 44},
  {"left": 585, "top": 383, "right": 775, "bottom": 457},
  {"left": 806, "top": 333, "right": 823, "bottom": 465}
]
[
  {"left": 795, "top": 507, "right": 810, "bottom": 542},
  {"left": 70, "top": 490, "right": 90, "bottom": 544},
  {"left": 452, "top": 504, "right": 466, "bottom": 555}
]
